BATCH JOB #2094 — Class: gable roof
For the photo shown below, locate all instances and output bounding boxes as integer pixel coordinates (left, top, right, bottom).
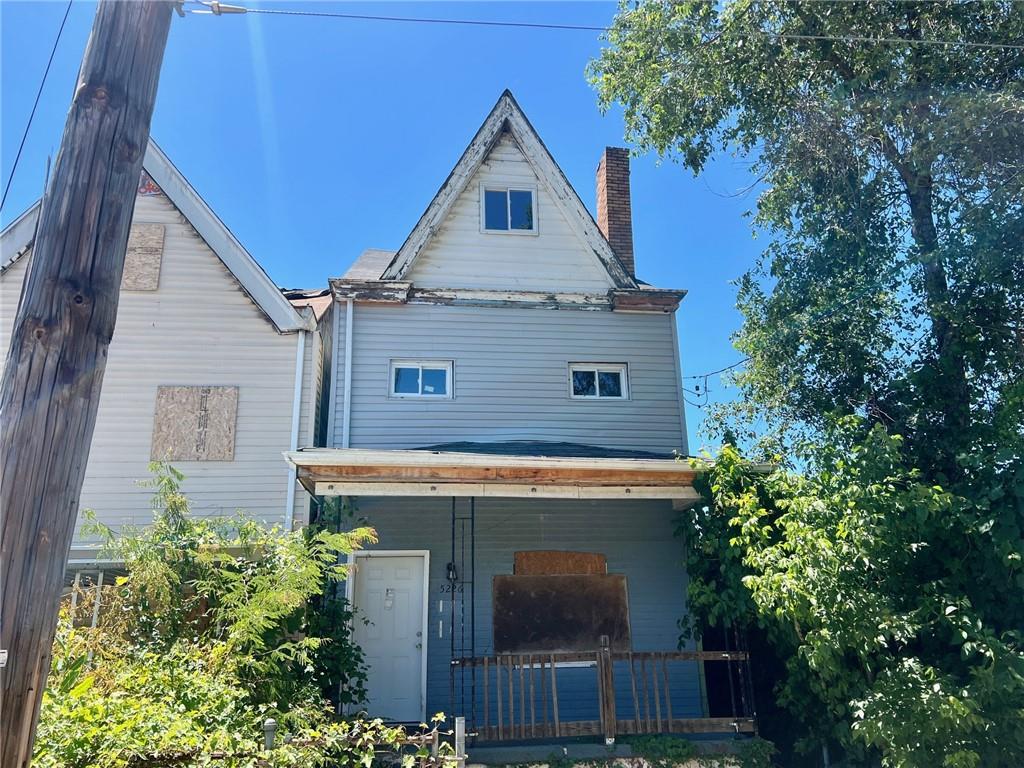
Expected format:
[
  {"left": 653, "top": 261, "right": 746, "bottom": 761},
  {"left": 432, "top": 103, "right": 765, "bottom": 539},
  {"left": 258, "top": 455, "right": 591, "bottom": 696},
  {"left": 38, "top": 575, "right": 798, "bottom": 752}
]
[
  {"left": 0, "top": 140, "right": 312, "bottom": 334},
  {"left": 381, "top": 90, "right": 639, "bottom": 290}
]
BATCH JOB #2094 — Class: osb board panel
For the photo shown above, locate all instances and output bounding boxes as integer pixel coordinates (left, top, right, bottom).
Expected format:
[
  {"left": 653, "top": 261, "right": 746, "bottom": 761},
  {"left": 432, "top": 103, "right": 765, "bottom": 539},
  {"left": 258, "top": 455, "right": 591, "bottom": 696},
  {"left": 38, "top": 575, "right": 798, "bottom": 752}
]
[
  {"left": 514, "top": 550, "right": 607, "bottom": 575},
  {"left": 493, "top": 574, "right": 630, "bottom": 653},
  {"left": 121, "top": 223, "right": 164, "bottom": 291},
  {"left": 151, "top": 386, "right": 238, "bottom": 461}
]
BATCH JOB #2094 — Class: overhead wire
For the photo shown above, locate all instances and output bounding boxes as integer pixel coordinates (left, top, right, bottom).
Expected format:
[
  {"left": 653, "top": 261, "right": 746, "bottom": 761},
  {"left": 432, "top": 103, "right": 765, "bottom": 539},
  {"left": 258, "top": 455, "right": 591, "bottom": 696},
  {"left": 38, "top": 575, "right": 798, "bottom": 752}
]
[
  {"left": 1, "top": 0, "right": 73, "bottom": 214},
  {"left": 185, "top": 1, "right": 1024, "bottom": 51},
  {"left": 682, "top": 162, "right": 1024, "bottom": 389},
  {"left": 176, "top": 0, "right": 1024, "bottom": 416}
]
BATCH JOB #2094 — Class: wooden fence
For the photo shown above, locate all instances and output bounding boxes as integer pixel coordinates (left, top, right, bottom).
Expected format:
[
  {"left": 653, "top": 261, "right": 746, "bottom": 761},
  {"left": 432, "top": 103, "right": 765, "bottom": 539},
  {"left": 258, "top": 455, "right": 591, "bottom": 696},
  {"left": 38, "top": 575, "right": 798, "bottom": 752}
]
[{"left": 452, "top": 637, "right": 756, "bottom": 743}]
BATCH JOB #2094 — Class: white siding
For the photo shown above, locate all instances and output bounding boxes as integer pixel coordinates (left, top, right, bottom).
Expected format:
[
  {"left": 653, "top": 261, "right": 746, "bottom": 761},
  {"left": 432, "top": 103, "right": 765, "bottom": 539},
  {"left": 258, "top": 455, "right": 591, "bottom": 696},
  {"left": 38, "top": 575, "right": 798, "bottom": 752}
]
[
  {"left": 407, "top": 134, "right": 615, "bottom": 292},
  {"left": 1, "top": 193, "right": 306, "bottom": 552},
  {"left": 330, "top": 303, "right": 686, "bottom": 455}
]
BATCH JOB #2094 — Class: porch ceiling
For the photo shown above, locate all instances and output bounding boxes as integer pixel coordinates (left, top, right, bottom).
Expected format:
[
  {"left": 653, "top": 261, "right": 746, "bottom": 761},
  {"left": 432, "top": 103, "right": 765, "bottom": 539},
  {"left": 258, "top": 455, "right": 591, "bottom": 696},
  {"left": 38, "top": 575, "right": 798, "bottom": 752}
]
[{"left": 284, "top": 447, "right": 703, "bottom": 502}]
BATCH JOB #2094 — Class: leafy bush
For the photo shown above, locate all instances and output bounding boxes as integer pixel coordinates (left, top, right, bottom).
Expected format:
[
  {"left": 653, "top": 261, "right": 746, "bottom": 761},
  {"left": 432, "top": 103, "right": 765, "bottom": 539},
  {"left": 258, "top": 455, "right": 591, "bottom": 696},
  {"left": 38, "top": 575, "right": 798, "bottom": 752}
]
[
  {"left": 684, "top": 424, "right": 1024, "bottom": 767},
  {"left": 34, "top": 463, "right": 448, "bottom": 768}
]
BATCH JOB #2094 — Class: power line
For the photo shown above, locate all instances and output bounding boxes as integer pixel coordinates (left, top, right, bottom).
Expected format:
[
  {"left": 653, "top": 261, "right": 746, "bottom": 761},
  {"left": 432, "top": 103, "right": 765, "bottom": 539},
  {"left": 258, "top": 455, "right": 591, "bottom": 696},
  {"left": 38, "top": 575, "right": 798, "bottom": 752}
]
[
  {"left": 682, "top": 159, "right": 1024, "bottom": 393},
  {"left": 771, "top": 31, "right": 1023, "bottom": 51},
  {"left": 684, "top": 359, "right": 749, "bottom": 381},
  {"left": 188, "top": 2, "right": 607, "bottom": 30},
  {"left": 1, "top": 0, "right": 73, "bottom": 214},
  {"left": 186, "top": 1, "right": 1024, "bottom": 50}
]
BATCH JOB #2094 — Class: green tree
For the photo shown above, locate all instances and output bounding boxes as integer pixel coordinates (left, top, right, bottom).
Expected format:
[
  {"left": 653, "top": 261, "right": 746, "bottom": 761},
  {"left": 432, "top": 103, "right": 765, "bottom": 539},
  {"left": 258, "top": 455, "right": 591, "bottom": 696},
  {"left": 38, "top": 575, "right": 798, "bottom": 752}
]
[
  {"left": 590, "top": 0, "right": 1023, "bottom": 474},
  {"left": 688, "top": 428, "right": 1024, "bottom": 766},
  {"left": 591, "top": 3, "right": 1024, "bottom": 764}
]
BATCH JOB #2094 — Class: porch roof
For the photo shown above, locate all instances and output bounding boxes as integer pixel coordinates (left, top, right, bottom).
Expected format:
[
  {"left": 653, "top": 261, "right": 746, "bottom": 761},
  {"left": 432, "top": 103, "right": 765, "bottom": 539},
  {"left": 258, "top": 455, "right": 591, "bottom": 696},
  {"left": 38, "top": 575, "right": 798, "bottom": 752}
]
[{"left": 284, "top": 446, "right": 703, "bottom": 503}]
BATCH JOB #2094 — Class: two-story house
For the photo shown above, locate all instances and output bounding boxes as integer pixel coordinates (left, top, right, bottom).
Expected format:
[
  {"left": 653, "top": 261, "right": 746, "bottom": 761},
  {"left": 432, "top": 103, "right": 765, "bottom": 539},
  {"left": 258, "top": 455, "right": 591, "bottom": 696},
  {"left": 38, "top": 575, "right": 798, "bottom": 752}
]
[
  {"left": 1, "top": 141, "right": 325, "bottom": 567},
  {"left": 287, "top": 92, "right": 755, "bottom": 743}
]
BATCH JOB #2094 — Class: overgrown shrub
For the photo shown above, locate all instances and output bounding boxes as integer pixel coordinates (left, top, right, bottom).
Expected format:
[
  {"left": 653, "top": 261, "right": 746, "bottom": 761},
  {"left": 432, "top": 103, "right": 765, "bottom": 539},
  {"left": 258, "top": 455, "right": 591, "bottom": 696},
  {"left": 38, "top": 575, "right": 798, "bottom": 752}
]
[
  {"left": 682, "top": 424, "right": 1024, "bottom": 767},
  {"left": 34, "top": 463, "right": 448, "bottom": 768}
]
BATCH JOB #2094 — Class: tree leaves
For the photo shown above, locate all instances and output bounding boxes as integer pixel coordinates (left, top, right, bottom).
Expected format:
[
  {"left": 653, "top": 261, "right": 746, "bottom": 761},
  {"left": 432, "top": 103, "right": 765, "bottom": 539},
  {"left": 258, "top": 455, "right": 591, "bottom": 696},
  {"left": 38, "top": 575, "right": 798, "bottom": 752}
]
[
  {"left": 591, "top": 0, "right": 1024, "bottom": 468},
  {"left": 35, "top": 465, "right": 388, "bottom": 768},
  {"left": 686, "top": 423, "right": 1024, "bottom": 766}
]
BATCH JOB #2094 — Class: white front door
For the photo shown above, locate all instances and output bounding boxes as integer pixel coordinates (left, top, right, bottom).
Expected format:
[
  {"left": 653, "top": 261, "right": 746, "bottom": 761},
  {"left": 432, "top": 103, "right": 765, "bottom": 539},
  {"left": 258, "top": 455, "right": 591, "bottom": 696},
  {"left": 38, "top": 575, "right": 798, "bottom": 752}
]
[{"left": 351, "top": 553, "right": 426, "bottom": 722}]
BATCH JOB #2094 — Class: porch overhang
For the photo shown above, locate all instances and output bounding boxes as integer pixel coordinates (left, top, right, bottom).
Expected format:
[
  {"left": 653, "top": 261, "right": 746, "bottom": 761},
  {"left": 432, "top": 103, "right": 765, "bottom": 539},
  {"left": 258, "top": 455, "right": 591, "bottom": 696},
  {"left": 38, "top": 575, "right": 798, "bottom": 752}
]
[{"left": 284, "top": 447, "right": 703, "bottom": 504}]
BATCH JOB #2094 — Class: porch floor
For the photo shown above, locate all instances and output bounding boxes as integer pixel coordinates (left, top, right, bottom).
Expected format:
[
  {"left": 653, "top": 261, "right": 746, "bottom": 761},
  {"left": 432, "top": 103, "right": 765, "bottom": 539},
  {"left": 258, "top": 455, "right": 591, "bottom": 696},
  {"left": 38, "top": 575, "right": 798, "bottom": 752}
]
[{"left": 465, "top": 735, "right": 757, "bottom": 765}]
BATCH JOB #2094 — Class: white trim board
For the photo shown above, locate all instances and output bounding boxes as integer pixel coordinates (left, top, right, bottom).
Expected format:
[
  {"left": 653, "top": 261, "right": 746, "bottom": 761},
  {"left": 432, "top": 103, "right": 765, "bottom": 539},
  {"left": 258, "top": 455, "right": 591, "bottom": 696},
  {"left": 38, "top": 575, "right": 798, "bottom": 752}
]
[
  {"left": 0, "top": 141, "right": 312, "bottom": 334},
  {"left": 346, "top": 549, "right": 430, "bottom": 723}
]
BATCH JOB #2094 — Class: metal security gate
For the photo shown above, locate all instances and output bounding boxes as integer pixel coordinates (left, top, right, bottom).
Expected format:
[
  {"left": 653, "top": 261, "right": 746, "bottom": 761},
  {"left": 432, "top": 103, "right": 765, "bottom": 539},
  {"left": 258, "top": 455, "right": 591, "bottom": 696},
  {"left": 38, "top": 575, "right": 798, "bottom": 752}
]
[{"left": 448, "top": 498, "right": 476, "bottom": 729}]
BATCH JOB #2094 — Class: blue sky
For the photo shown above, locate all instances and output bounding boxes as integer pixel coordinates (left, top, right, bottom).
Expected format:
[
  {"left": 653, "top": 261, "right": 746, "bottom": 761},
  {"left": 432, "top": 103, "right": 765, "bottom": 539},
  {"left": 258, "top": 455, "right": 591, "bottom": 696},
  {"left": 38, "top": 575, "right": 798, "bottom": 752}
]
[{"left": 1, "top": 1, "right": 764, "bottom": 452}]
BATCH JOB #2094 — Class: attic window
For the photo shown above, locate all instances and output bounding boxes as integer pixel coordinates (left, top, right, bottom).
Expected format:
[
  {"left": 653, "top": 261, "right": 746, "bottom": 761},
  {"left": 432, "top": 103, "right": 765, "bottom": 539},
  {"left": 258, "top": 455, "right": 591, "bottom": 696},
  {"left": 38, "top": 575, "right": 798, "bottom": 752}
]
[
  {"left": 569, "top": 363, "right": 629, "bottom": 399},
  {"left": 481, "top": 184, "right": 537, "bottom": 233},
  {"left": 390, "top": 360, "right": 453, "bottom": 399}
]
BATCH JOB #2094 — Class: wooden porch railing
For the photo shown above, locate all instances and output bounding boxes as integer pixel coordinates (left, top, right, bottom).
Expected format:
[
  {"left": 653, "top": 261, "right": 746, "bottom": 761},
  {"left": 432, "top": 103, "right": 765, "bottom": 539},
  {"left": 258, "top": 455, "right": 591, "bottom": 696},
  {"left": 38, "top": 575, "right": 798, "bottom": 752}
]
[{"left": 451, "top": 637, "right": 756, "bottom": 743}]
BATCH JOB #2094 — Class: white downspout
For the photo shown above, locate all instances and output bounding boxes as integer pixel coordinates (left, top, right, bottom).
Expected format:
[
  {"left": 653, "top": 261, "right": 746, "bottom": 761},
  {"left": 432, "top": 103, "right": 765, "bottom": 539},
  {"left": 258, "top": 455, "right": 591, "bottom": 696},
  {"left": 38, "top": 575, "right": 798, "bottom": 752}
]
[
  {"left": 342, "top": 298, "right": 354, "bottom": 448},
  {"left": 325, "top": 301, "right": 341, "bottom": 445},
  {"left": 285, "top": 329, "right": 306, "bottom": 531}
]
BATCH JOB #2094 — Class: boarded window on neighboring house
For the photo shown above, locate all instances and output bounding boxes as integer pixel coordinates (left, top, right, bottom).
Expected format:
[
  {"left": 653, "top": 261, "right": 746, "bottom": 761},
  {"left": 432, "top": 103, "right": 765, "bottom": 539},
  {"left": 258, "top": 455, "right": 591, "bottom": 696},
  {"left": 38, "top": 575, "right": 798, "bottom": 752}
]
[
  {"left": 151, "top": 386, "right": 238, "bottom": 461},
  {"left": 121, "top": 223, "right": 164, "bottom": 291}
]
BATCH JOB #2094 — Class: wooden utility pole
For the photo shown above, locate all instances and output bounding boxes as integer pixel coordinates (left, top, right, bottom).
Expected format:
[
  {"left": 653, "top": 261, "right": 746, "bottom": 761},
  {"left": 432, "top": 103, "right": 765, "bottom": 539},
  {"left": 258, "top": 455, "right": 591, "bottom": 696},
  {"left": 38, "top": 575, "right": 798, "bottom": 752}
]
[{"left": 0, "top": 2, "right": 174, "bottom": 764}]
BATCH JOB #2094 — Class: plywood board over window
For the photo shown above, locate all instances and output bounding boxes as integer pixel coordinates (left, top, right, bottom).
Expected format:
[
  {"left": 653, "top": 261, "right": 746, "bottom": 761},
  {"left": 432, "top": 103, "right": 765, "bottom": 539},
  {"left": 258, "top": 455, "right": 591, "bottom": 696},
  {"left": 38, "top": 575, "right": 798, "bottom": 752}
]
[
  {"left": 493, "top": 574, "right": 631, "bottom": 653},
  {"left": 121, "top": 223, "right": 164, "bottom": 291},
  {"left": 514, "top": 550, "right": 607, "bottom": 576},
  {"left": 151, "top": 386, "right": 238, "bottom": 461}
]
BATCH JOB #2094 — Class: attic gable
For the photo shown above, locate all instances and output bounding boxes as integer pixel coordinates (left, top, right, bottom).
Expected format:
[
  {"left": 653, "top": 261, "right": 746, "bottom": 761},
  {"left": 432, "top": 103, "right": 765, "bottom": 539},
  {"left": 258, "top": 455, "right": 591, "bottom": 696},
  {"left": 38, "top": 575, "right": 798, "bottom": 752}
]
[
  {"left": 0, "top": 141, "right": 311, "bottom": 334},
  {"left": 382, "top": 91, "right": 638, "bottom": 291},
  {"left": 406, "top": 133, "right": 617, "bottom": 292}
]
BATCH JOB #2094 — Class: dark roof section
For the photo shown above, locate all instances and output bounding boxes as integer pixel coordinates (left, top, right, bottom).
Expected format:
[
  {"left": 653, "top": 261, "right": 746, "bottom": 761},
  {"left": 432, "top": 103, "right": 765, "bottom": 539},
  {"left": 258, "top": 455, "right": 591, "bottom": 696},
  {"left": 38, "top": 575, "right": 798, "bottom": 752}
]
[
  {"left": 414, "top": 440, "right": 676, "bottom": 461},
  {"left": 281, "top": 287, "right": 332, "bottom": 321}
]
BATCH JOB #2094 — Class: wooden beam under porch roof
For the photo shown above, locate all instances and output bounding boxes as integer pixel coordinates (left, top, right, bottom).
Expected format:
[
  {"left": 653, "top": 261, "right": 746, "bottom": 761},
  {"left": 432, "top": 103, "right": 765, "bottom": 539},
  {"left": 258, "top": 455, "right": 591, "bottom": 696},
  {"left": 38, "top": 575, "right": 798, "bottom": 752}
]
[{"left": 284, "top": 447, "right": 704, "bottom": 503}]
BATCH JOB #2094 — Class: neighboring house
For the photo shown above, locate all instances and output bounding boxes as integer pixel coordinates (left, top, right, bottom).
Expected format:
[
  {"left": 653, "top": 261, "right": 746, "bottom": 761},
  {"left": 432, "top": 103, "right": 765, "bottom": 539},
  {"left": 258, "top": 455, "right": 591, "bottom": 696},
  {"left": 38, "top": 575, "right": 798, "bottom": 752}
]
[
  {"left": 288, "top": 92, "right": 755, "bottom": 742},
  {"left": 0, "top": 141, "right": 323, "bottom": 564}
]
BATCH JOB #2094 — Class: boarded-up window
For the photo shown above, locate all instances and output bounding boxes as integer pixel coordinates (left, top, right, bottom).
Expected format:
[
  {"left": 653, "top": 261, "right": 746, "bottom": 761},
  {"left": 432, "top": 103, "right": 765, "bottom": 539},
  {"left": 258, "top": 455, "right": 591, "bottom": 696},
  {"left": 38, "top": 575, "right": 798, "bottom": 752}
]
[
  {"left": 151, "top": 386, "right": 238, "bottom": 461},
  {"left": 121, "top": 223, "right": 164, "bottom": 291},
  {"left": 514, "top": 550, "right": 607, "bottom": 576},
  {"left": 493, "top": 574, "right": 631, "bottom": 653}
]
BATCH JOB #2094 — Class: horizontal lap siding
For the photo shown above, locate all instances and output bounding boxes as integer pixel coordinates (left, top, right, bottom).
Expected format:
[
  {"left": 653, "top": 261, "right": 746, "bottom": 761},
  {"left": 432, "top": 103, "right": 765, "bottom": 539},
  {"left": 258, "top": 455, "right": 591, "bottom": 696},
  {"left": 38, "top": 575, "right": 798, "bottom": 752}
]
[
  {"left": 349, "top": 496, "right": 702, "bottom": 721},
  {"left": 313, "top": 305, "right": 333, "bottom": 447},
  {"left": 407, "top": 135, "right": 615, "bottom": 293},
  {"left": 294, "top": 321, "right": 323, "bottom": 526},
  {"left": 332, "top": 303, "right": 685, "bottom": 455},
  {"left": 1, "top": 194, "right": 300, "bottom": 547}
]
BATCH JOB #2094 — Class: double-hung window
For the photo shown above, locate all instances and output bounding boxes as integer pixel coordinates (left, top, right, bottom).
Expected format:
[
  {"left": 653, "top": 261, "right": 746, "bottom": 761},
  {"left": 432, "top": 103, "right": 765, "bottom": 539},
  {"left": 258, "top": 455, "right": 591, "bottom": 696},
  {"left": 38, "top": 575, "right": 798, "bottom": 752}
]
[
  {"left": 389, "top": 360, "right": 453, "bottom": 399},
  {"left": 569, "top": 363, "right": 629, "bottom": 400},
  {"left": 481, "top": 184, "right": 537, "bottom": 233}
]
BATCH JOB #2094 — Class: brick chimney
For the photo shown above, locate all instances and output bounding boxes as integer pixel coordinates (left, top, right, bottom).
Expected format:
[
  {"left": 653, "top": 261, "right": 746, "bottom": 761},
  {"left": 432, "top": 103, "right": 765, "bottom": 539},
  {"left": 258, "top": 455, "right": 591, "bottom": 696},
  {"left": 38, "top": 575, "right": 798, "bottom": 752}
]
[{"left": 596, "top": 147, "right": 635, "bottom": 277}]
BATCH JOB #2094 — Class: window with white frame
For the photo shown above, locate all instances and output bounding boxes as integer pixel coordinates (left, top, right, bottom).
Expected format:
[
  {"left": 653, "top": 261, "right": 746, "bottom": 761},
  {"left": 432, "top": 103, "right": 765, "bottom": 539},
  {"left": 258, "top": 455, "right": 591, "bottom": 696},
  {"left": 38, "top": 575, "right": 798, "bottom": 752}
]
[
  {"left": 389, "top": 360, "right": 453, "bottom": 398},
  {"left": 569, "top": 363, "right": 629, "bottom": 399},
  {"left": 481, "top": 184, "right": 537, "bottom": 233}
]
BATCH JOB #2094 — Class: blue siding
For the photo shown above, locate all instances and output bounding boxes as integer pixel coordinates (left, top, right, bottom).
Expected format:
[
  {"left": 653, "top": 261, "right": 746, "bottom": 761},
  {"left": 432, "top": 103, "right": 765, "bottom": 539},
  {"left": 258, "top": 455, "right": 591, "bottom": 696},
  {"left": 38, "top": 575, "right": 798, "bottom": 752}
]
[
  {"left": 348, "top": 496, "right": 703, "bottom": 723},
  {"left": 330, "top": 303, "right": 688, "bottom": 455}
]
